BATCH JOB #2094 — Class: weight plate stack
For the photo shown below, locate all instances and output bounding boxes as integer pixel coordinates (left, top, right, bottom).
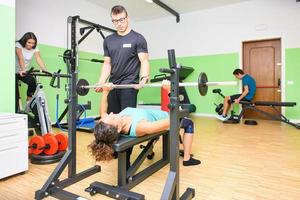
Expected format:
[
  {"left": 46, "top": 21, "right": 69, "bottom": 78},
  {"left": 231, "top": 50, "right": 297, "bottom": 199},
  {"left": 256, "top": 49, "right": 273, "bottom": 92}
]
[{"left": 30, "top": 151, "right": 66, "bottom": 165}]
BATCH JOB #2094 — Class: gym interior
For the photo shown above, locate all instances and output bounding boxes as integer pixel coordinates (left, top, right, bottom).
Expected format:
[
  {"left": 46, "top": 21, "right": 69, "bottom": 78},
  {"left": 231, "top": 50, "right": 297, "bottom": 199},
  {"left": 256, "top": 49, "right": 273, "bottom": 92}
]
[{"left": 0, "top": 0, "right": 300, "bottom": 199}]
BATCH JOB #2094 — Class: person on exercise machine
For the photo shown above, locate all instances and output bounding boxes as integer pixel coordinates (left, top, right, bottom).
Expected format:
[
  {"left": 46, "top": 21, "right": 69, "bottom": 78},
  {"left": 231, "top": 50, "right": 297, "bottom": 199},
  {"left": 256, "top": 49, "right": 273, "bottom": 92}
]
[
  {"left": 15, "top": 32, "right": 47, "bottom": 112},
  {"left": 216, "top": 69, "right": 256, "bottom": 121},
  {"left": 89, "top": 81, "right": 201, "bottom": 166}
]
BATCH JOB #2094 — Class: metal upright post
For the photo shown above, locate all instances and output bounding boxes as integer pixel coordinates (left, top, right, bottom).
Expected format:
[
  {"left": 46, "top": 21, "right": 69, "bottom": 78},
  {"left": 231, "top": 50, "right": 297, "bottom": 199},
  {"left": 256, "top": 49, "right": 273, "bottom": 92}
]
[
  {"left": 160, "top": 49, "right": 180, "bottom": 200},
  {"left": 160, "top": 49, "right": 195, "bottom": 200},
  {"left": 168, "top": 49, "right": 180, "bottom": 200},
  {"left": 35, "top": 16, "right": 101, "bottom": 199},
  {"left": 68, "top": 15, "right": 78, "bottom": 178}
]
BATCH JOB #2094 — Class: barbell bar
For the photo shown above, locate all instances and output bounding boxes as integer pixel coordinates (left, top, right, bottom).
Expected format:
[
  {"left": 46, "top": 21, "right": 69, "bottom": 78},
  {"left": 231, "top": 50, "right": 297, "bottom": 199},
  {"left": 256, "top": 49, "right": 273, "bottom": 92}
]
[
  {"left": 81, "top": 81, "right": 236, "bottom": 88},
  {"left": 76, "top": 72, "right": 237, "bottom": 96}
]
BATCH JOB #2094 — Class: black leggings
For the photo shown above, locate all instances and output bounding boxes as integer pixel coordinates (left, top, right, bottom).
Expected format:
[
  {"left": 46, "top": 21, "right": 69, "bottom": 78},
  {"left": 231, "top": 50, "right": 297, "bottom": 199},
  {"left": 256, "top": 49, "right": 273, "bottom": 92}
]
[{"left": 15, "top": 74, "right": 37, "bottom": 112}]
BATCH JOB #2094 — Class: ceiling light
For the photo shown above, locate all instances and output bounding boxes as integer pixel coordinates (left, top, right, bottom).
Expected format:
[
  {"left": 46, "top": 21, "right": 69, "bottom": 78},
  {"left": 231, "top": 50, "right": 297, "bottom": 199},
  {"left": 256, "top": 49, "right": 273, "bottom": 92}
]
[{"left": 145, "top": 0, "right": 153, "bottom": 3}]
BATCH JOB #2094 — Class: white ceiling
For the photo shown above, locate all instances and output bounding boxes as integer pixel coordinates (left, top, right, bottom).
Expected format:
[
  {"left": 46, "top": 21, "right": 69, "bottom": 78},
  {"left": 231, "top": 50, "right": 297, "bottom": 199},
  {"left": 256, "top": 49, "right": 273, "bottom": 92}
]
[{"left": 87, "top": 0, "right": 250, "bottom": 22}]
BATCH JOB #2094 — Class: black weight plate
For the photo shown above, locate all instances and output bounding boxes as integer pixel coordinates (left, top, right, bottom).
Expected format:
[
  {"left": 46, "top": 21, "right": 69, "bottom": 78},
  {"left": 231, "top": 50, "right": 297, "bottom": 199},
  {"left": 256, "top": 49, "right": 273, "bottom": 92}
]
[
  {"left": 76, "top": 79, "right": 90, "bottom": 96},
  {"left": 30, "top": 151, "right": 66, "bottom": 161},
  {"left": 198, "top": 72, "right": 208, "bottom": 96}
]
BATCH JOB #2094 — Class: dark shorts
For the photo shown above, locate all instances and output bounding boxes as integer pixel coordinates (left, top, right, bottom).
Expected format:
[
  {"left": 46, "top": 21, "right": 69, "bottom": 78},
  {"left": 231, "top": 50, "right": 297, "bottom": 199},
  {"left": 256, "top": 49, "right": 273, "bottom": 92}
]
[
  {"left": 229, "top": 94, "right": 250, "bottom": 103},
  {"left": 180, "top": 118, "right": 194, "bottom": 134}
]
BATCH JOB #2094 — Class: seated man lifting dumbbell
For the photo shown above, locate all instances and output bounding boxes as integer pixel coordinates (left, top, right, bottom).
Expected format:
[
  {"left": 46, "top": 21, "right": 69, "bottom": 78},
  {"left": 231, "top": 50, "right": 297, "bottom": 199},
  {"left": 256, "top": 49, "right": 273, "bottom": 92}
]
[
  {"left": 89, "top": 80, "right": 201, "bottom": 166},
  {"left": 216, "top": 69, "right": 256, "bottom": 121}
]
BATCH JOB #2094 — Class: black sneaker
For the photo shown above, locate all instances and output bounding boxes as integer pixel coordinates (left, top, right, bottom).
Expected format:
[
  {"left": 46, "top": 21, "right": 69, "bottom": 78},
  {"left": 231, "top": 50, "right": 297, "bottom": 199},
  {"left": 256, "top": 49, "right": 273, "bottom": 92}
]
[{"left": 183, "top": 157, "right": 201, "bottom": 166}]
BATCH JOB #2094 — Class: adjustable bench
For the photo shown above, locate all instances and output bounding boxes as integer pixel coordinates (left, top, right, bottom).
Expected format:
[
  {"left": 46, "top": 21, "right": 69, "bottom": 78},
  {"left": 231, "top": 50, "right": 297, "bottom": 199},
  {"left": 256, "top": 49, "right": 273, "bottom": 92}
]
[
  {"left": 233, "top": 101, "right": 300, "bottom": 129},
  {"left": 86, "top": 131, "right": 169, "bottom": 200}
]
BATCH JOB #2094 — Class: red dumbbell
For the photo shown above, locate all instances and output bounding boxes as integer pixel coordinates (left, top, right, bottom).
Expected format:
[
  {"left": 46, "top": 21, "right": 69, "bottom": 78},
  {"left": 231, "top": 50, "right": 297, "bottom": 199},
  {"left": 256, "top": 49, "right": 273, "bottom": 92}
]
[{"left": 28, "top": 134, "right": 58, "bottom": 155}]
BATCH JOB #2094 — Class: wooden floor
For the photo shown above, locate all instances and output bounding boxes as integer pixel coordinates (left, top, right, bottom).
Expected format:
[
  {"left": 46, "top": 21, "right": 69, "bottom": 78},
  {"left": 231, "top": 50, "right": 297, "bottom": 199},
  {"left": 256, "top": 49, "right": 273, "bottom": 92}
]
[{"left": 1, "top": 117, "right": 300, "bottom": 200}]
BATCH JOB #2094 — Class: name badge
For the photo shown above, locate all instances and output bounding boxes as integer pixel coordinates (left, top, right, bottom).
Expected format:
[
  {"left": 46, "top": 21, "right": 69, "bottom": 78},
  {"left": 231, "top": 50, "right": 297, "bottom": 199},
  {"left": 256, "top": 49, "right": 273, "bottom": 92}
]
[{"left": 123, "top": 43, "right": 132, "bottom": 48}]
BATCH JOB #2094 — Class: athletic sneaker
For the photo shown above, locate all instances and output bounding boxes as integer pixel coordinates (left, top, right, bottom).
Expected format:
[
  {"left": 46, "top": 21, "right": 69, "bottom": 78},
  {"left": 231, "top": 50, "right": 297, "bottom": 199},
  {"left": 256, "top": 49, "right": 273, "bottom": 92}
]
[
  {"left": 24, "top": 101, "right": 31, "bottom": 113},
  {"left": 183, "top": 157, "right": 201, "bottom": 166},
  {"left": 216, "top": 115, "right": 229, "bottom": 121}
]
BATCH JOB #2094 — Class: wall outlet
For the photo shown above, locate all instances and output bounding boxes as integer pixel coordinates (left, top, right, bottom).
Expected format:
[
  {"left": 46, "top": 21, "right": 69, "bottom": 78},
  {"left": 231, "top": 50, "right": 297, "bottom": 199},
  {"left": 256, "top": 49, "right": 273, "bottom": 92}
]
[{"left": 287, "top": 80, "right": 294, "bottom": 85}]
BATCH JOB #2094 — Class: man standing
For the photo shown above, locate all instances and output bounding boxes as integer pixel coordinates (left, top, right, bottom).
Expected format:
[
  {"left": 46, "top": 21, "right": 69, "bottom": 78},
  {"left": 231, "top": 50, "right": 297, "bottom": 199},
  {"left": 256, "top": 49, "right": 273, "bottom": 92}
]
[{"left": 96, "top": 5, "right": 150, "bottom": 167}]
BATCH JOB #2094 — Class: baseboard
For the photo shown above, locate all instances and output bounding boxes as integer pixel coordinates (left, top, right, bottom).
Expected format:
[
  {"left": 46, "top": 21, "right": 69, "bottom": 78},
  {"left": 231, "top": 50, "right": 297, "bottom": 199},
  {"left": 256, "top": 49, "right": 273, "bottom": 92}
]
[
  {"left": 190, "top": 113, "right": 217, "bottom": 118},
  {"left": 290, "top": 119, "right": 300, "bottom": 123}
]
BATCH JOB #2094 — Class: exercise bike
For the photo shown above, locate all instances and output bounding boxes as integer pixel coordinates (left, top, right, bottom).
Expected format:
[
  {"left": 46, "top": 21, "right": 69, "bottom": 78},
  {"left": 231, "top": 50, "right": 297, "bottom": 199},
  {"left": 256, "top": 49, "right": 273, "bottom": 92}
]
[
  {"left": 213, "top": 88, "right": 240, "bottom": 123},
  {"left": 18, "top": 69, "right": 53, "bottom": 135}
]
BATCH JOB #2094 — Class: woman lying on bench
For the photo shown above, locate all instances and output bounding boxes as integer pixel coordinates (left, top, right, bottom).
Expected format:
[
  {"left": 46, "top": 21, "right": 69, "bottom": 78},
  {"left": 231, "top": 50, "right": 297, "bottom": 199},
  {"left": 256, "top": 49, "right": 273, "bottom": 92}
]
[{"left": 89, "top": 81, "right": 201, "bottom": 166}]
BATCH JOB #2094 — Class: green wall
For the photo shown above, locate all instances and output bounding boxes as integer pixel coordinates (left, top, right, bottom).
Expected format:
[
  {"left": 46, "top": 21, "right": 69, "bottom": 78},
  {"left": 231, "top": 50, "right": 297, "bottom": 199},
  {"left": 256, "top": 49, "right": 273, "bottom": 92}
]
[
  {"left": 139, "top": 53, "right": 240, "bottom": 114},
  {"left": 20, "top": 44, "right": 299, "bottom": 122},
  {"left": 0, "top": 4, "right": 15, "bottom": 113},
  {"left": 285, "top": 48, "right": 300, "bottom": 119},
  {"left": 20, "top": 44, "right": 103, "bottom": 122},
  {"left": 21, "top": 45, "right": 240, "bottom": 122}
]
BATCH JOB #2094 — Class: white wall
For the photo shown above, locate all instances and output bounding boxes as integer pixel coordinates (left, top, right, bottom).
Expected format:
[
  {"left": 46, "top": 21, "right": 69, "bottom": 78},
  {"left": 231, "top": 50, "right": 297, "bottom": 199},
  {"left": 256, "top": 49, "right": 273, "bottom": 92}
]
[
  {"left": 134, "top": 0, "right": 300, "bottom": 59},
  {"left": 16, "top": 0, "right": 300, "bottom": 57},
  {"left": 0, "top": 0, "right": 14, "bottom": 7},
  {"left": 16, "top": 0, "right": 113, "bottom": 53}
]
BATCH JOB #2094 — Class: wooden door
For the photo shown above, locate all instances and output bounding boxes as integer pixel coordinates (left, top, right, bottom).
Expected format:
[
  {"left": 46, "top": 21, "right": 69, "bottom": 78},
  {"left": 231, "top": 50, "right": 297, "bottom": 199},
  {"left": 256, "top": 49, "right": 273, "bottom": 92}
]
[{"left": 243, "top": 38, "right": 281, "bottom": 119}]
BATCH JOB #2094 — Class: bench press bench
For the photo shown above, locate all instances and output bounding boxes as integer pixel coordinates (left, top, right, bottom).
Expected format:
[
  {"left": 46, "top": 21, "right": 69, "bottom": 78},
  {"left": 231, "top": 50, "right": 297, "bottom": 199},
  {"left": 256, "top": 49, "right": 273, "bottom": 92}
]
[
  {"left": 86, "top": 130, "right": 169, "bottom": 200},
  {"left": 226, "top": 100, "right": 300, "bottom": 129}
]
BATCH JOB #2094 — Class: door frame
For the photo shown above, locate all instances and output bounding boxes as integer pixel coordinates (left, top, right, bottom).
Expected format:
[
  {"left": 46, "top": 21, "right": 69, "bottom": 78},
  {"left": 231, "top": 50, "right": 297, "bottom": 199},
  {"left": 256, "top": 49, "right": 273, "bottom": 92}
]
[{"left": 240, "top": 37, "right": 286, "bottom": 115}]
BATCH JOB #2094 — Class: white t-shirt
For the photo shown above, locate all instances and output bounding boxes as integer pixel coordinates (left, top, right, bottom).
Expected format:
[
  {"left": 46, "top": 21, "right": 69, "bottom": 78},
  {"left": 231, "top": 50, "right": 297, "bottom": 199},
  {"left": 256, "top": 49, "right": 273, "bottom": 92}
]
[{"left": 15, "top": 42, "right": 39, "bottom": 73}]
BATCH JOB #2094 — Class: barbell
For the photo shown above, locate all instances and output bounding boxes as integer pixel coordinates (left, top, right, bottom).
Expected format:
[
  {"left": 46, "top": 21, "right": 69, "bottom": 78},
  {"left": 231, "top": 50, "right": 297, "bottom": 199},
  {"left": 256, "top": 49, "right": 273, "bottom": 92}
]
[{"left": 76, "top": 72, "right": 237, "bottom": 96}]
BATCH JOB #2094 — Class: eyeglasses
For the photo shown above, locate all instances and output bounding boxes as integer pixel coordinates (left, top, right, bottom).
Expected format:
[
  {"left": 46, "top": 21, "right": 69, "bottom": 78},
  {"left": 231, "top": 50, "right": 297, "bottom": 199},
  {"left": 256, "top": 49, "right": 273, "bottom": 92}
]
[{"left": 112, "top": 17, "right": 127, "bottom": 25}]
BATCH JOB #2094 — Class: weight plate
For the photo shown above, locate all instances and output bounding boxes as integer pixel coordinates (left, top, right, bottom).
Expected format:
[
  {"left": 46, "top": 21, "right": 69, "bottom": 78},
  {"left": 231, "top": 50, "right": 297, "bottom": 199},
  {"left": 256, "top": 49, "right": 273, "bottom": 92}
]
[
  {"left": 198, "top": 72, "right": 208, "bottom": 96},
  {"left": 43, "top": 134, "right": 59, "bottom": 155},
  {"left": 30, "top": 150, "right": 66, "bottom": 161},
  {"left": 76, "top": 79, "right": 90, "bottom": 96},
  {"left": 29, "top": 136, "right": 45, "bottom": 155},
  {"left": 55, "top": 133, "right": 68, "bottom": 151}
]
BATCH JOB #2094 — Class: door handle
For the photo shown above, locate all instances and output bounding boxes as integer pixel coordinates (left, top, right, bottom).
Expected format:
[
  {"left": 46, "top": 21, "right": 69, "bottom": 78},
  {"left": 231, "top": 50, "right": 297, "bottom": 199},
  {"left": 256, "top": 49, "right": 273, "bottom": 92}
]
[{"left": 278, "top": 78, "right": 281, "bottom": 87}]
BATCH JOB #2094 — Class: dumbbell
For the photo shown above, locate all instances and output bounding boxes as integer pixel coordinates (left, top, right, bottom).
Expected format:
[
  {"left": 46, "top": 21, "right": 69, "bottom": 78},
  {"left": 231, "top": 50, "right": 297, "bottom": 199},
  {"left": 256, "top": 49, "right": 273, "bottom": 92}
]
[{"left": 28, "top": 133, "right": 68, "bottom": 155}]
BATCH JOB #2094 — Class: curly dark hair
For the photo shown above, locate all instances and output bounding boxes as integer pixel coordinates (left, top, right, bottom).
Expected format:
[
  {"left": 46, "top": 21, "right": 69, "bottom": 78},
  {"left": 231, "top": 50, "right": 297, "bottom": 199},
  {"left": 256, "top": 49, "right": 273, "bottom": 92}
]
[{"left": 88, "top": 121, "right": 119, "bottom": 161}]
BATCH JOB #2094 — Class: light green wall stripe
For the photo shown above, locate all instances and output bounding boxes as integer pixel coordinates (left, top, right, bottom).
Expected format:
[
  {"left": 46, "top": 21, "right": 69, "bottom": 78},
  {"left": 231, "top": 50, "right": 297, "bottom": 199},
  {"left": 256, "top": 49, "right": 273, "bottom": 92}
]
[
  {"left": 24, "top": 46, "right": 241, "bottom": 121},
  {"left": 285, "top": 48, "right": 300, "bottom": 119},
  {"left": 0, "top": 4, "right": 15, "bottom": 113},
  {"left": 141, "top": 53, "right": 240, "bottom": 114},
  {"left": 20, "top": 44, "right": 104, "bottom": 122},
  {"left": 21, "top": 44, "right": 300, "bottom": 121}
]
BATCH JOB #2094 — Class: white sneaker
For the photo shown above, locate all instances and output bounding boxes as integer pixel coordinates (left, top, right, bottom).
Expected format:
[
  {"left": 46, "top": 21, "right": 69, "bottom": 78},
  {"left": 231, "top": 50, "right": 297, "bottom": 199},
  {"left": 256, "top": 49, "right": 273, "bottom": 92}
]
[
  {"left": 216, "top": 115, "right": 229, "bottom": 121},
  {"left": 24, "top": 100, "right": 32, "bottom": 113}
]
